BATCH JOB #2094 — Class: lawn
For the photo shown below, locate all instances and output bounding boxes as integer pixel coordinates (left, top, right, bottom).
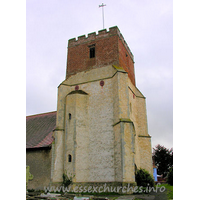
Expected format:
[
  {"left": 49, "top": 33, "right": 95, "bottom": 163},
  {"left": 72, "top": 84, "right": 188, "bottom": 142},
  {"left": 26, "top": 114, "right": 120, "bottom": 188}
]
[{"left": 159, "top": 184, "right": 173, "bottom": 199}]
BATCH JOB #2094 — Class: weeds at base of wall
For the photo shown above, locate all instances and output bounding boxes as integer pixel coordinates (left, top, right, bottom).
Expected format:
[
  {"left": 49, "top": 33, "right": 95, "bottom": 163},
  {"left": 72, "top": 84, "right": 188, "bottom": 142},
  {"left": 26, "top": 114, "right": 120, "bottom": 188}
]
[{"left": 62, "top": 171, "right": 75, "bottom": 188}]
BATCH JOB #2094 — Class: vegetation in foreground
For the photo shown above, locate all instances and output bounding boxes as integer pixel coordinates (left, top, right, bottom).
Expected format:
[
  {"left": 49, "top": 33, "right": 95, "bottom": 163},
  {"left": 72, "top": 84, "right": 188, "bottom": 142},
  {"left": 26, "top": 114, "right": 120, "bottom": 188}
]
[
  {"left": 153, "top": 144, "right": 173, "bottom": 178},
  {"left": 162, "top": 184, "right": 173, "bottom": 199},
  {"left": 157, "top": 183, "right": 173, "bottom": 199}
]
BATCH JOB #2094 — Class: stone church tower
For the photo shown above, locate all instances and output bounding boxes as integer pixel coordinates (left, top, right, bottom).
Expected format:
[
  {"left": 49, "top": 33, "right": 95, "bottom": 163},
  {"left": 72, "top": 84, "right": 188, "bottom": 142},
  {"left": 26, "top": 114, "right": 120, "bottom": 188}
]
[{"left": 51, "top": 26, "right": 153, "bottom": 189}]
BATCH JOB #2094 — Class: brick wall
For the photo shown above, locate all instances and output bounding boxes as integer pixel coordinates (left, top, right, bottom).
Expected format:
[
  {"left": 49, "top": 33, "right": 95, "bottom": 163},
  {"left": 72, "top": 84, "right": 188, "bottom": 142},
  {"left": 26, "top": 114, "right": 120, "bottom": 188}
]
[
  {"left": 66, "top": 35, "right": 118, "bottom": 75},
  {"left": 66, "top": 26, "right": 136, "bottom": 86},
  {"left": 118, "top": 37, "right": 135, "bottom": 86}
]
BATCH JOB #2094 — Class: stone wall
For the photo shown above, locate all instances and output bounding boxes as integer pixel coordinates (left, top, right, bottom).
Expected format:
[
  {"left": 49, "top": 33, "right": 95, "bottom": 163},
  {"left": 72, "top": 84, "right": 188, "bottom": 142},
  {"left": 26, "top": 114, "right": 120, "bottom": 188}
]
[
  {"left": 51, "top": 65, "right": 150, "bottom": 187},
  {"left": 128, "top": 78, "right": 153, "bottom": 175}
]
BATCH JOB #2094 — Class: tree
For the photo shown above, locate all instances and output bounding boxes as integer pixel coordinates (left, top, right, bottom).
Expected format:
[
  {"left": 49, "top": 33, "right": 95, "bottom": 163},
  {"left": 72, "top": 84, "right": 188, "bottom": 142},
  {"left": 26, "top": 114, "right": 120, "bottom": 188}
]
[
  {"left": 153, "top": 144, "right": 173, "bottom": 178},
  {"left": 167, "top": 167, "right": 173, "bottom": 186}
]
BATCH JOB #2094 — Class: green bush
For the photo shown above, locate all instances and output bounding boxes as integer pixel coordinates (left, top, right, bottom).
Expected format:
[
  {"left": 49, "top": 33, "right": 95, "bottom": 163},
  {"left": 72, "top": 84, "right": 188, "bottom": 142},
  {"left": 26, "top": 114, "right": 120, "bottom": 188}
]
[
  {"left": 135, "top": 168, "right": 155, "bottom": 187},
  {"left": 62, "top": 171, "right": 73, "bottom": 187},
  {"left": 167, "top": 167, "right": 173, "bottom": 186}
]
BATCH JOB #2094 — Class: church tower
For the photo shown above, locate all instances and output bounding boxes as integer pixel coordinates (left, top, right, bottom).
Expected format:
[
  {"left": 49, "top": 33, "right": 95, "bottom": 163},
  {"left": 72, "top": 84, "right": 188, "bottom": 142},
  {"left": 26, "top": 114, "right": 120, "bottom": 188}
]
[{"left": 51, "top": 26, "right": 153, "bottom": 190}]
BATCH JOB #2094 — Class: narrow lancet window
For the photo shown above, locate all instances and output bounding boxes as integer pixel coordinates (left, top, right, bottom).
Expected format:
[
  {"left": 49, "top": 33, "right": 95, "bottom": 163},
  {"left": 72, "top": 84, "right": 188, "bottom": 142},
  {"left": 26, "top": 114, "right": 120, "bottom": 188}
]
[{"left": 68, "top": 154, "right": 72, "bottom": 162}]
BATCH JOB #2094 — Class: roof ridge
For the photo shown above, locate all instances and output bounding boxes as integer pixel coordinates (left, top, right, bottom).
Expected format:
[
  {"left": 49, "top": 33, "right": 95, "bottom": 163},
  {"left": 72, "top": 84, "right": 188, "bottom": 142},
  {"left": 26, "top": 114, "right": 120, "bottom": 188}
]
[{"left": 26, "top": 111, "right": 57, "bottom": 118}]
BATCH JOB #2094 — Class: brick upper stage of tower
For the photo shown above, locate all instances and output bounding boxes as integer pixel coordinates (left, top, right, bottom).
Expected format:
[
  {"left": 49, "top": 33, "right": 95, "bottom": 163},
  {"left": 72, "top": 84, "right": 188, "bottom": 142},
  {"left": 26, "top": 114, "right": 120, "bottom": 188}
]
[{"left": 66, "top": 26, "right": 136, "bottom": 86}]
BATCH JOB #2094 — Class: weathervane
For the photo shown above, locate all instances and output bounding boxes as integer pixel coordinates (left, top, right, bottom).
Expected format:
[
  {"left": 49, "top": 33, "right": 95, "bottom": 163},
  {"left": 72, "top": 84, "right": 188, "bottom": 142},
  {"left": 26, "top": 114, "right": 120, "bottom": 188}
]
[{"left": 99, "top": 3, "right": 106, "bottom": 29}]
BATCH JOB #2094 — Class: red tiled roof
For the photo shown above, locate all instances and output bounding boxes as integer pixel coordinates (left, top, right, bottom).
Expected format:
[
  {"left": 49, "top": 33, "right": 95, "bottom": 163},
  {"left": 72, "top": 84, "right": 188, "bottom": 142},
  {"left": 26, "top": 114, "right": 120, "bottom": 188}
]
[{"left": 26, "top": 111, "right": 56, "bottom": 149}]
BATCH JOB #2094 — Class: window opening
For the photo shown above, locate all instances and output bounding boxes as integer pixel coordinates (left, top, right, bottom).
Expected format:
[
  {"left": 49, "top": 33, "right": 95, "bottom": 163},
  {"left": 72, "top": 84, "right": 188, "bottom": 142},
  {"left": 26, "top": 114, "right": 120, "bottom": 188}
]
[
  {"left": 68, "top": 154, "right": 72, "bottom": 162},
  {"left": 69, "top": 113, "right": 71, "bottom": 120},
  {"left": 90, "top": 47, "right": 95, "bottom": 58},
  {"left": 89, "top": 45, "right": 95, "bottom": 58}
]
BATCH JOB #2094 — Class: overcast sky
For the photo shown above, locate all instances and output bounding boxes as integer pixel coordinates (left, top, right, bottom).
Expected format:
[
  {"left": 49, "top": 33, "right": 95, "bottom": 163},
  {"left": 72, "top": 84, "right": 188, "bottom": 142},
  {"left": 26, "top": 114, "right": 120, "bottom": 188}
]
[{"left": 26, "top": 0, "right": 173, "bottom": 149}]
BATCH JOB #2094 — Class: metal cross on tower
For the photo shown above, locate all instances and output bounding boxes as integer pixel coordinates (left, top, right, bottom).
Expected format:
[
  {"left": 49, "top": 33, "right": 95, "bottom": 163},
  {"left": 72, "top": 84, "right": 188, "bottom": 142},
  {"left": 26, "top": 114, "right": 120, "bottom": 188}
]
[{"left": 99, "top": 3, "right": 106, "bottom": 29}]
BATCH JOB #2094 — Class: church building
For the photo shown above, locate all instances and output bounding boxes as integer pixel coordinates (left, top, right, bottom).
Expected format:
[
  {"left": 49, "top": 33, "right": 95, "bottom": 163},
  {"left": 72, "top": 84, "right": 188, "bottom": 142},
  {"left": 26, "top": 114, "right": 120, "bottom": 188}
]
[{"left": 26, "top": 26, "right": 153, "bottom": 191}]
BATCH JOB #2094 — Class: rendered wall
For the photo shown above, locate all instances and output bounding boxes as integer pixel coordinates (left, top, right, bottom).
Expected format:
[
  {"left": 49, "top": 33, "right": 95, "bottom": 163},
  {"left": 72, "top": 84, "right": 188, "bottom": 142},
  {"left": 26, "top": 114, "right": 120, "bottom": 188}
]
[
  {"left": 51, "top": 65, "right": 138, "bottom": 186},
  {"left": 128, "top": 78, "right": 153, "bottom": 175},
  {"left": 65, "top": 92, "right": 89, "bottom": 182},
  {"left": 26, "top": 148, "right": 52, "bottom": 190}
]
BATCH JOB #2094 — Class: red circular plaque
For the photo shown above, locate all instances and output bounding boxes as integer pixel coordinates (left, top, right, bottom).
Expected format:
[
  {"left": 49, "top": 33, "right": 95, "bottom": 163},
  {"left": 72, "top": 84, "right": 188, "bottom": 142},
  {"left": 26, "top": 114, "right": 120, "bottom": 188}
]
[
  {"left": 75, "top": 85, "right": 79, "bottom": 90},
  {"left": 100, "top": 80, "right": 104, "bottom": 87}
]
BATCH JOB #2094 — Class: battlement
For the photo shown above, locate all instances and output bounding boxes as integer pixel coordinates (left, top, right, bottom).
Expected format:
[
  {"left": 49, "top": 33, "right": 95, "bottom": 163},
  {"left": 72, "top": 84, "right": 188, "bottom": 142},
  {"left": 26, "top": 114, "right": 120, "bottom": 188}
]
[
  {"left": 68, "top": 26, "right": 134, "bottom": 59},
  {"left": 66, "top": 26, "right": 136, "bottom": 86}
]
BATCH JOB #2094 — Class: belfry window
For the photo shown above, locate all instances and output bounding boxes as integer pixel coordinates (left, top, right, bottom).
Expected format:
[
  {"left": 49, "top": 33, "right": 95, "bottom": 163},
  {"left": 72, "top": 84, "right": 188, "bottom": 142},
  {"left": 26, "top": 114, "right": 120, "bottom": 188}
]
[
  {"left": 68, "top": 154, "right": 72, "bottom": 162},
  {"left": 89, "top": 45, "right": 95, "bottom": 58}
]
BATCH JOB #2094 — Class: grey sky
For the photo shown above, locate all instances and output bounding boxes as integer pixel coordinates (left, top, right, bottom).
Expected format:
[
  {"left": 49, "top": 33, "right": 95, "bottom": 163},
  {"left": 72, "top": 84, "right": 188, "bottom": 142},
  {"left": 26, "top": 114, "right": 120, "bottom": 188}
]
[{"left": 26, "top": 0, "right": 173, "bottom": 149}]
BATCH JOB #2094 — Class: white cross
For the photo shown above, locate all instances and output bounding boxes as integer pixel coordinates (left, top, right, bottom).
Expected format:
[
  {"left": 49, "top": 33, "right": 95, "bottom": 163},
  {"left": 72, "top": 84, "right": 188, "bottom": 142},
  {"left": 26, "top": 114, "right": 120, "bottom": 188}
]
[{"left": 99, "top": 3, "right": 106, "bottom": 29}]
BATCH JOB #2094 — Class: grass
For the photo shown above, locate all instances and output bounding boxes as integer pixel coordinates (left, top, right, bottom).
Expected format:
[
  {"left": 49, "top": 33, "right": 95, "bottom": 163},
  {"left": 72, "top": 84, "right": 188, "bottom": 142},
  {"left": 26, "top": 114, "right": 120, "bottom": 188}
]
[
  {"left": 158, "top": 184, "right": 173, "bottom": 199},
  {"left": 163, "top": 184, "right": 173, "bottom": 199}
]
